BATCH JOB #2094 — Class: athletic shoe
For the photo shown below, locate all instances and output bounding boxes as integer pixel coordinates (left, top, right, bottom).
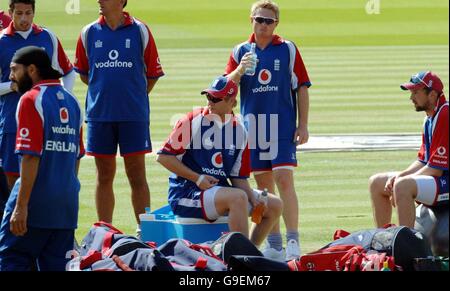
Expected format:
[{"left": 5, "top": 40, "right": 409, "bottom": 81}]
[
  {"left": 285, "top": 239, "right": 301, "bottom": 260},
  {"left": 261, "top": 245, "right": 285, "bottom": 262}
]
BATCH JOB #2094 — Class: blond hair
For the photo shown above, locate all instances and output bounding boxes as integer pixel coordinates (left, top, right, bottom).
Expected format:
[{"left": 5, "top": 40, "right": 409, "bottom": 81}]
[{"left": 250, "top": 0, "right": 280, "bottom": 19}]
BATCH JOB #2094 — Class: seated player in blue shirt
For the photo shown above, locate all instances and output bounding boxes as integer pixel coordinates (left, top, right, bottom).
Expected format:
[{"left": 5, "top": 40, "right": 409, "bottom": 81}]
[
  {"left": 157, "top": 76, "right": 283, "bottom": 246},
  {"left": 370, "top": 71, "right": 448, "bottom": 228}
]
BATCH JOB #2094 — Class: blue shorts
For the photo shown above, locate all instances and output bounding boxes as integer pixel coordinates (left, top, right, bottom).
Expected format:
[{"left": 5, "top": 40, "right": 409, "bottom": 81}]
[
  {"left": 87, "top": 121, "right": 152, "bottom": 157},
  {"left": 0, "top": 133, "right": 20, "bottom": 176},
  {"left": 250, "top": 139, "right": 297, "bottom": 172},
  {"left": 0, "top": 222, "right": 74, "bottom": 271}
]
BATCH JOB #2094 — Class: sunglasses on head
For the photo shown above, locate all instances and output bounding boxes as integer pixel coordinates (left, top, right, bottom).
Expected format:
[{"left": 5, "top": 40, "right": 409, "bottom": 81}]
[
  {"left": 253, "top": 16, "right": 277, "bottom": 25},
  {"left": 206, "top": 94, "right": 224, "bottom": 103},
  {"left": 410, "top": 74, "right": 428, "bottom": 86}
]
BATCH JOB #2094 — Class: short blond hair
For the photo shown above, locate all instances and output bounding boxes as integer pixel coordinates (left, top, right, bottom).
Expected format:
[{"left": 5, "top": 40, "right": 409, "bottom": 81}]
[{"left": 250, "top": 0, "right": 280, "bottom": 20}]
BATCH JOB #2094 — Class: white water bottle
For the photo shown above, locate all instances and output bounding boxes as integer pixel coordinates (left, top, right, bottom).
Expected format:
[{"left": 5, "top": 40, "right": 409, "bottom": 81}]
[{"left": 245, "top": 42, "right": 257, "bottom": 76}]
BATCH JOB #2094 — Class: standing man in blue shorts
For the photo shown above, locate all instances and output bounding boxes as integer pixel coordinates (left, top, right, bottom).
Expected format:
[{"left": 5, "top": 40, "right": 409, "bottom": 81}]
[
  {"left": 157, "top": 76, "right": 282, "bottom": 245},
  {"left": 225, "top": 0, "right": 311, "bottom": 260},
  {"left": 74, "top": 0, "right": 164, "bottom": 232},
  {"left": 370, "top": 71, "right": 448, "bottom": 228},
  {"left": 0, "top": 46, "right": 84, "bottom": 271},
  {"left": 0, "top": 0, "right": 75, "bottom": 196}
]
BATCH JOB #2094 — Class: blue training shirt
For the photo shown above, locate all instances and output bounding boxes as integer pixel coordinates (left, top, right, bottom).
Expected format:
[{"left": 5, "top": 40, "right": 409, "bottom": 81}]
[
  {"left": 75, "top": 12, "right": 164, "bottom": 122},
  {"left": 0, "top": 23, "right": 73, "bottom": 135},
  {"left": 157, "top": 108, "right": 251, "bottom": 208},
  {"left": 225, "top": 34, "right": 311, "bottom": 142},
  {"left": 7, "top": 80, "right": 84, "bottom": 229}
]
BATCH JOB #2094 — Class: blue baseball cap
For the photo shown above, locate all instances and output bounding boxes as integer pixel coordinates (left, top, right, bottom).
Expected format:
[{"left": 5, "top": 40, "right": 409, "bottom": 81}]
[{"left": 201, "top": 76, "right": 238, "bottom": 99}]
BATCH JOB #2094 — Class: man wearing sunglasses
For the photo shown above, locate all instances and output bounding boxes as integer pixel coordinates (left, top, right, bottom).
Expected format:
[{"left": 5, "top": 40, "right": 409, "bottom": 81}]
[
  {"left": 369, "top": 71, "right": 448, "bottom": 228},
  {"left": 157, "top": 76, "right": 282, "bottom": 246},
  {"left": 225, "top": 0, "right": 311, "bottom": 261}
]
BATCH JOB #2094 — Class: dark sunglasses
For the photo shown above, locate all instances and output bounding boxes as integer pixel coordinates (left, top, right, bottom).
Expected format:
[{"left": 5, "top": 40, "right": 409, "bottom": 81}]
[
  {"left": 206, "top": 94, "right": 224, "bottom": 103},
  {"left": 253, "top": 16, "right": 277, "bottom": 25}
]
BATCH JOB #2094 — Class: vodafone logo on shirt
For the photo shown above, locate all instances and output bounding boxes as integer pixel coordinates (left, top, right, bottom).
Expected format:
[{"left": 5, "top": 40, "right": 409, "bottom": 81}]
[
  {"left": 432, "top": 146, "right": 448, "bottom": 167},
  {"left": 252, "top": 69, "right": 278, "bottom": 94},
  {"left": 211, "top": 152, "right": 223, "bottom": 168},
  {"left": 17, "top": 127, "right": 31, "bottom": 149},
  {"left": 94, "top": 50, "right": 133, "bottom": 69},
  {"left": 60, "top": 107, "right": 69, "bottom": 123},
  {"left": 437, "top": 146, "right": 447, "bottom": 156},
  {"left": 201, "top": 152, "right": 227, "bottom": 177},
  {"left": 258, "top": 69, "right": 272, "bottom": 85},
  {"left": 19, "top": 128, "right": 30, "bottom": 139}
]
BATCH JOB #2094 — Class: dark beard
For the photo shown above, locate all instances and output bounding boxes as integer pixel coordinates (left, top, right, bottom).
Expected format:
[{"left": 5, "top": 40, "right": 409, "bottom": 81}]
[
  {"left": 415, "top": 106, "right": 426, "bottom": 112},
  {"left": 16, "top": 72, "right": 33, "bottom": 94}
]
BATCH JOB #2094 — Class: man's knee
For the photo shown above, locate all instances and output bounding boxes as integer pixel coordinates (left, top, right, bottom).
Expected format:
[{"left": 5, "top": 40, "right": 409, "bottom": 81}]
[
  {"left": 229, "top": 189, "right": 248, "bottom": 206},
  {"left": 222, "top": 189, "right": 248, "bottom": 212},
  {"left": 96, "top": 170, "right": 115, "bottom": 185},
  {"left": 393, "top": 177, "right": 417, "bottom": 201},
  {"left": 127, "top": 172, "right": 148, "bottom": 189},
  {"left": 369, "top": 173, "right": 390, "bottom": 196},
  {"left": 273, "top": 172, "right": 294, "bottom": 192},
  {"left": 124, "top": 157, "right": 147, "bottom": 187},
  {"left": 267, "top": 196, "right": 283, "bottom": 218},
  {"left": 369, "top": 173, "right": 384, "bottom": 188},
  {"left": 95, "top": 158, "right": 116, "bottom": 184}
]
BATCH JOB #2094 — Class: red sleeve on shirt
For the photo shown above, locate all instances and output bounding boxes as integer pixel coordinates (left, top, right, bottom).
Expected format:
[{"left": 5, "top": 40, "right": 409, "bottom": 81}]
[
  {"left": 74, "top": 34, "right": 89, "bottom": 75},
  {"left": 293, "top": 46, "right": 311, "bottom": 87},
  {"left": 238, "top": 143, "right": 251, "bottom": 177},
  {"left": 225, "top": 52, "right": 239, "bottom": 75},
  {"left": 159, "top": 113, "right": 194, "bottom": 155},
  {"left": 56, "top": 38, "right": 74, "bottom": 75},
  {"left": 428, "top": 106, "right": 449, "bottom": 169},
  {"left": 0, "top": 13, "right": 12, "bottom": 30},
  {"left": 144, "top": 26, "right": 164, "bottom": 79},
  {"left": 15, "top": 89, "right": 44, "bottom": 156}
]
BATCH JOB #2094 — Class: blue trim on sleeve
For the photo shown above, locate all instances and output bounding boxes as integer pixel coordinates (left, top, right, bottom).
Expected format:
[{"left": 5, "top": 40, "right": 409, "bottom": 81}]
[
  {"left": 15, "top": 150, "right": 42, "bottom": 157},
  {"left": 63, "top": 68, "right": 74, "bottom": 76},
  {"left": 147, "top": 73, "right": 165, "bottom": 80},
  {"left": 74, "top": 67, "right": 88, "bottom": 76},
  {"left": 427, "top": 163, "right": 448, "bottom": 171},
  {"left": 156, "top": 150, "right": 178, "bottom": 156},
  {"left": 300, "top": 82, "right": 312, "bottom": 88}
]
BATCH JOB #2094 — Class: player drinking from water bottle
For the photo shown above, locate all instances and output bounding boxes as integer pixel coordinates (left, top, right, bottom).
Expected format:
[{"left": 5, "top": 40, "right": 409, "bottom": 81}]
[{"left": 225, "top": 0, "right": 311, "bottom": 261}]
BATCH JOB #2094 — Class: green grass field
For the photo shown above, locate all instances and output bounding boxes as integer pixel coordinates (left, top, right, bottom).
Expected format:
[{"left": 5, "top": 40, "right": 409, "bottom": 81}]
[{"left": 3, "top": 0, "right": 448, "bottom": 253}]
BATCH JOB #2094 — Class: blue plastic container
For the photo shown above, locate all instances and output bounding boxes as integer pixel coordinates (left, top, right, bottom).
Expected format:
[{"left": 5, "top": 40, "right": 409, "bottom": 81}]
[{"left": 139, "top": 205, "right": 229, "bottom": 245}]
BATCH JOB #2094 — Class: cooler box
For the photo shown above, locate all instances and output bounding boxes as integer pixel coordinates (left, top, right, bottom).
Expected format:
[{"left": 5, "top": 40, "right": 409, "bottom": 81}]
[{"left": 139, "top": 205, "right": 229, "bottom": 245}]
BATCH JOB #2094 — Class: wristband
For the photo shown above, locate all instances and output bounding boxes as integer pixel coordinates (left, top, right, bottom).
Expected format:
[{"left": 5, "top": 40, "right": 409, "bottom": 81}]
[{"left": 196, "top": 175, "right": 205, "bottom": 187}]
